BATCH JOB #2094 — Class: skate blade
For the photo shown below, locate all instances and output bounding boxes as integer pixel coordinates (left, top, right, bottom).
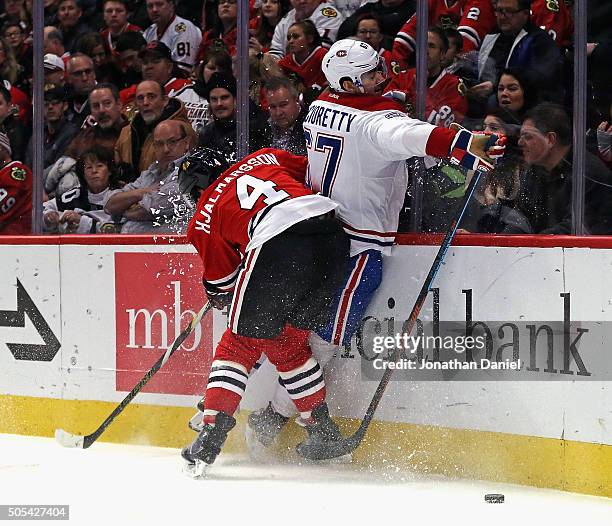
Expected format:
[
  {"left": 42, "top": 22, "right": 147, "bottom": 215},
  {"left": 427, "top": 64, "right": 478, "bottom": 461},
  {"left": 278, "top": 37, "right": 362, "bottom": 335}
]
[
  {"left": 188, "top": 411, "right": 204, "bottom": 433},
  {"left": 183, "top": 460, "right": 210, "bottom": 479},
  {"left": 245, "top": 423, "right": 278, "bottom": 463}
]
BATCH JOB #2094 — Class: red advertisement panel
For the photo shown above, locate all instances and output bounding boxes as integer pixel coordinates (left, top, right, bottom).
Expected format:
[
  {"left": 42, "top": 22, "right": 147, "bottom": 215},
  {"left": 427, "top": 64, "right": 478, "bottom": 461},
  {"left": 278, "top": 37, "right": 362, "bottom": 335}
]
[{"left": 115, "top": 252, "right": 213, "bottom": 395}]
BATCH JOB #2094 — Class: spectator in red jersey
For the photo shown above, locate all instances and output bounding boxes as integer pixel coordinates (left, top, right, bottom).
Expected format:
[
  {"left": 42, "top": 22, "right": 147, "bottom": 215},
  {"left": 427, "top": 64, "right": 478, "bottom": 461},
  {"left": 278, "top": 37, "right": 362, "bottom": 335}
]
[
  {"left": 199, "top": 0, "right": 239, "bottom": 59},
  {"left": 392, "top": 0, "right": 495, "bottom": 71},
  {"left": 385, "top": 27, "right": 468, "bottom": 127},
  {"left": 353, "top": 14, "right": 394, "bottom": 74},
  {"left": 57, "top": 0, "right": 95, "bottom": 53},
  {"left": 0, "top": 84, "right": 27, "bottom": 162},
  {"left": 336, "top": 0, "right": 415, "bottom": 48},
  {"left": 249, "top": 0, "right": 291, "bottom": 53},
  {"left": 530, "top": 0, "right": 573, "bottom": 49},
  {"left": 0, "top": 132, "right": 31, "bottom": 235},
  {"left": 278, "top": 20, "right": 327, "bottom": 90},
  {"left": 119, "top": 41, "right": 191, "bottom": 111},
  {"left": 100, "top": 0, "right": 142, "bottom": 55}
]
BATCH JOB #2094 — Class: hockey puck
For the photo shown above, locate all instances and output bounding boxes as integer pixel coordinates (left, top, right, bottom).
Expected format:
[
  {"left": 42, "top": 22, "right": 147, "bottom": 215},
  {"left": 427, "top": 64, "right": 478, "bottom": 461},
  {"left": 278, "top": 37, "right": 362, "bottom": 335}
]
[{"left": 484, "top": 494, "right": 504, "bottom": 504}]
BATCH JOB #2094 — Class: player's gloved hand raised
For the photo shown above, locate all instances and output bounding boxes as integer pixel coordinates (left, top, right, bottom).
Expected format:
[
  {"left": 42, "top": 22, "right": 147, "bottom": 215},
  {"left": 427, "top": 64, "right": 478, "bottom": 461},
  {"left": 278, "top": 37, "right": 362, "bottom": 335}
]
[
  {"left": 448, "top": 123, "right": 507, "bottom": 172},
  {"left": 206, "top": 289, "right": 233, "bottom": 310}
]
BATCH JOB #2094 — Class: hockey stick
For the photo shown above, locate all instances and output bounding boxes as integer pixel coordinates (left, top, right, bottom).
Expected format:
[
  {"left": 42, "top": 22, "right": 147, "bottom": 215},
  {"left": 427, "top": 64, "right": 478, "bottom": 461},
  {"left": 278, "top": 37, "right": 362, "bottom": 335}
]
[
  {"left": 55, "top": 302, "right": 212, "bottom": 449},
  {"left": 302, "top": 166, "right": 487, "bottom": 460}
]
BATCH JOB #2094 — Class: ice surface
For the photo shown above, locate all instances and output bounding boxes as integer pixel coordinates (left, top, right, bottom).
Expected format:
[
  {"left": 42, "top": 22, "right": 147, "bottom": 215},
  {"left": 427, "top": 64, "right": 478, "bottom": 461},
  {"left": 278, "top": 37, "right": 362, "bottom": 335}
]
[{"left": 0, "top": 433, "right": 610, "bottom": 526}]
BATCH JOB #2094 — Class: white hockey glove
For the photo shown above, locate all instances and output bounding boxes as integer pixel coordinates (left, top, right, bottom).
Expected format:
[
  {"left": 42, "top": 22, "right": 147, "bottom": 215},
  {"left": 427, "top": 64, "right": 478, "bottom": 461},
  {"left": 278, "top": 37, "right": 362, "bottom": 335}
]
[{"left": 448, "top": 123, "right": 507, "bottom": 172}]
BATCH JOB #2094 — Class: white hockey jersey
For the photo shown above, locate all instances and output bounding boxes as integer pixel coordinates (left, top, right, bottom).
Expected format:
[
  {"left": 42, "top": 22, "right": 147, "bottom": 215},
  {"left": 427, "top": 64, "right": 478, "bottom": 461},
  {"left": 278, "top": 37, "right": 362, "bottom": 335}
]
[
  {"left": 303, "top": 91, "right": 455, "bottom": 255},
  {"left": 269, "top": 2, "right": 344, "bottom": 58},
  {"left": 143, "top": 15, "right": 202, "bottom": 71}
]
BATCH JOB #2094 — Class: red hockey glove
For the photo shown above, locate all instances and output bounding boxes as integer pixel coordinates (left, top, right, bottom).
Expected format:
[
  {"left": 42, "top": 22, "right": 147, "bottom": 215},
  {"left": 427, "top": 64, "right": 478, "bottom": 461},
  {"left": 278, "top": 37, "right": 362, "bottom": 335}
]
[{"left": 448, "top": 123, "right": 507, "bottom": 172}]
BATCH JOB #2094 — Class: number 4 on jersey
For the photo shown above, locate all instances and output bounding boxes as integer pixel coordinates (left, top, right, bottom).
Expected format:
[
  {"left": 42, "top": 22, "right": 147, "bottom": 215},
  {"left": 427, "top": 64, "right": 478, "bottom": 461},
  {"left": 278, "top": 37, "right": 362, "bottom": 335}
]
[{"left": 236, "top": 174, "right": 289, "bottom": 210}]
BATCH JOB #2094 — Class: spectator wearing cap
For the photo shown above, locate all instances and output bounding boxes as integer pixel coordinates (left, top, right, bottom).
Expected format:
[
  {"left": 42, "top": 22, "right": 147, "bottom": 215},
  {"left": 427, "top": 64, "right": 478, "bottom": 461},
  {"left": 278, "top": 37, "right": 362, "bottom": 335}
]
[
  {"left": 100, "top": 0, "right": 142, "bottom": 56},
  {"left": 114, "top": 31, "right": 147, "bottom": 90},
  {"left": 198, "top": 71, "right": 271, "bottom": 162},
  {"left": 57, "top": 0, "right": 95, "bottom": 53},
  {"left": 44, "top": 53, "right": 66, "bottom": 86},
  {"left": 106, "top": 119, "right": 195, "bottom": 233},
  {"left": 115, "top": 79, "right": 197, "bottom": 177},
  {"left": 65, "top": 53, "right": 97, "bottom": 127},
  {"left": 0, "top": 131, "right": 32, "bottom": 235},
  {"left": 119, "top": 41, "right": 191, "bottom": 112},
  {"left": 143, "top": 0, "right": 202, "bottom": 74},
  {"left": 26, "top": 84, "right": 77, "bottom": 173},
  {"left": 0, "top": 84, "right": 27, "bottom": 162}
]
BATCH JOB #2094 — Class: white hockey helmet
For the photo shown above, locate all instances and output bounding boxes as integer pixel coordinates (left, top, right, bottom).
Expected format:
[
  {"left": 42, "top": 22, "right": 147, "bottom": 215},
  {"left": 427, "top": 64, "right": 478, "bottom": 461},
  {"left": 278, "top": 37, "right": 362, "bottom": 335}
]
[{"left": 322, "top": 39, "right": 385, "bottom": 93}]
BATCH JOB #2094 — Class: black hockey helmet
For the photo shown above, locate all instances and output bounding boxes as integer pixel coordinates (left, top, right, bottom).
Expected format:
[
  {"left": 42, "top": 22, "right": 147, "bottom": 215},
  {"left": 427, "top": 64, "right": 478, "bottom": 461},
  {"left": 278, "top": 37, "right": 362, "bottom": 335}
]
[{"left": 178, "top": 147, "right": 232, "bottom": 201}]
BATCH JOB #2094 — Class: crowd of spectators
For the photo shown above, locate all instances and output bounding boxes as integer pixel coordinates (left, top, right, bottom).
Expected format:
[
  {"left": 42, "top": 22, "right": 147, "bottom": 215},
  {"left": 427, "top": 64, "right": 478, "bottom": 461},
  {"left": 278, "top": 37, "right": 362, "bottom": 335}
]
[{"left": 0, "top": 0, "right": 610, "bottom": 236}]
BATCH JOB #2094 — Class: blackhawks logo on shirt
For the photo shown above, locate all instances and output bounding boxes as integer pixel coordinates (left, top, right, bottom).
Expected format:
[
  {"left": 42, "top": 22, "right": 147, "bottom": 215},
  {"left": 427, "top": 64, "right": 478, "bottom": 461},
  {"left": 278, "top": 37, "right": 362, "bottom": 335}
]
[
  {"left": 175, "top": 22, "right": 187, "bottom": 33},
  {"left": 321, "top": 7, "right": 337, "bottom": 17},
  {"left": 546, "top": 0, "right": 560, "bottom": 12},
  {"left": 10, "top": 166, "right": 26, "bottom": 181}
]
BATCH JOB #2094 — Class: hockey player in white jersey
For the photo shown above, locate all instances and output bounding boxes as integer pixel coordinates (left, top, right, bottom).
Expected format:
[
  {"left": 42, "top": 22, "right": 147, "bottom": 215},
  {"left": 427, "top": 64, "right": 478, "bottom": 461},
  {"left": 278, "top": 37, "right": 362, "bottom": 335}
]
[
  {"left": 143, "top": 0, "right": 202, "bottom": 73},
  {"left": 245, "top": 39, "right": 506, "bottom": 454}
]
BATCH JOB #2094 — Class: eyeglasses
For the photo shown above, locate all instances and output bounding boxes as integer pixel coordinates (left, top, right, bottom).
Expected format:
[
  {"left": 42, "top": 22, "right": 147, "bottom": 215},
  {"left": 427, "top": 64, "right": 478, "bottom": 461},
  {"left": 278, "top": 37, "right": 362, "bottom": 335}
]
[
  {"left": 287, "top": 33, "right": 303, "bottom": 40},
  {"left": 153, "top": 135, "right": 187, "bottom": 149},
  {"left": 357, "top": 29, "right": 380, "bottom": 36},
  {"left": 494, "top": 7, "right": 525, "bottom": 16},
  {"left": 4, "top": 31, "right": 22, "bottom": 39},
  {"left": 70, "top": 68, "right": 94, "bottom": 77}
]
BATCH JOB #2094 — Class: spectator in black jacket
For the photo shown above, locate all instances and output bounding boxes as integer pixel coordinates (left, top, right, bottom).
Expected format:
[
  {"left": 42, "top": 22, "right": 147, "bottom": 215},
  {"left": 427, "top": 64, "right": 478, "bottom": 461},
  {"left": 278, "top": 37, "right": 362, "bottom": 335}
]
[
  {"left": 517, "top": 103, "right": 612, "bottom": 234},
  {"left": 198, "top": 72, "right": 271, "bottom": 163},
  {"left": 264, "top": 76, "right": 307, "bottom": 156},
  {"left": 25, "top": 84, "right": 78, "bottom": 170},
  {"left": 472, "top": 0, "right": 563, "bottom": 108}
]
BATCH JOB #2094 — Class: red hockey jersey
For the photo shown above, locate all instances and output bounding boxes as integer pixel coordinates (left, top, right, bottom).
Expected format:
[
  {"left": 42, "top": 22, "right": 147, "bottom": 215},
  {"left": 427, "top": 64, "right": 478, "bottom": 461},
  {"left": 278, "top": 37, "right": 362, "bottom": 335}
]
[
  {"left": 531, "top": 0, "right": 573, "bottom": 48},
  {"left": 385, "top": 68, "right": 468, "bottom": 126},
  {"left": 278, "top": 46, "right": 329, "bottom": 90},
  {"left": 0, "top": 160, "right": 32, "bottom": 235},
  {"left": 187, "top": 148, "right": 336, "bottom": 291},
  {"left": 392, "top": 0, "right": 496, "bottom": 71}
]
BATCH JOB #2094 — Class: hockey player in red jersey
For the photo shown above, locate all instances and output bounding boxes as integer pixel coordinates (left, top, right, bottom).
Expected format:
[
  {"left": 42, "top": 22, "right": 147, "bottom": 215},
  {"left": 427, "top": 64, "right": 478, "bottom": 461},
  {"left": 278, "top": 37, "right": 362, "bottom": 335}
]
[
  {"left": 385, "top": 26, "right": 468, "bottom": 127},
  {"left": 392, "top": 0, "right": 496, "bottom": 71},
  {"left": 0, "top": 132, "right": 31, "bottom": 235},
  {"left": 178, "top": 147, "right": 350, "bottom": 473},
  {"left": 245, "top": 40, "right": 506, "bottom": 456}
]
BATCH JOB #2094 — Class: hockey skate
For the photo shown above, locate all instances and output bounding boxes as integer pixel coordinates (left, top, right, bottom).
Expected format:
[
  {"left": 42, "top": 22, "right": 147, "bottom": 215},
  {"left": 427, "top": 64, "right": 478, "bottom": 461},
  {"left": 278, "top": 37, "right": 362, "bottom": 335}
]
[
  {"left": 182, "top": 412, "right": 236, "bottom": 478},
  {"left": 296, "top": 403, "right": 351, "bottom": 463},
  {"left": 245, "top": 403, "right": 289, "bottom": 461}
]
